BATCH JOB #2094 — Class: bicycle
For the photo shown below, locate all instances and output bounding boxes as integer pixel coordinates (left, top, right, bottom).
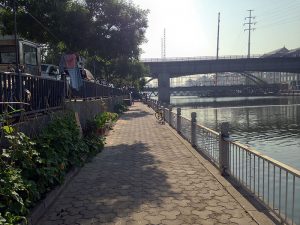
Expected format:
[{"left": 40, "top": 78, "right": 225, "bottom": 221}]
[{"left": 154, "top": 107, "right": 164, "bottom": 123}]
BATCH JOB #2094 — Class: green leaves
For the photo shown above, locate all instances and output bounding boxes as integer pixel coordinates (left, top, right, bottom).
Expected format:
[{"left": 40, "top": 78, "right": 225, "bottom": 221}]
[
  {"left": 2, "top": 126, "right": 14, "bottom": 134},
  {"left": 0, "top": 111, "right": 105, "bottom": 223},
  {"left": 0, "top": 0, "right": 149, "bottom": 87},
  {"left": 114, "top": 103, "right": 128, "bottom": 114}
]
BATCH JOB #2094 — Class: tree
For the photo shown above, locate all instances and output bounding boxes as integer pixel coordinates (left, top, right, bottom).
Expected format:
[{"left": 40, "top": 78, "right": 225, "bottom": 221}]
[
  {"left": 84, "top": 0, "right": 148, "bottom": 60},
  {"left": 0, "top": 0, "right": 149, "bottom": 88}
]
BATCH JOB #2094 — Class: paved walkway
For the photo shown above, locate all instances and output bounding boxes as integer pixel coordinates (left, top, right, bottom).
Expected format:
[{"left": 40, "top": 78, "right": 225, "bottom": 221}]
[{"left": 40, "top": 103, "right": 269, "bottom": 225}]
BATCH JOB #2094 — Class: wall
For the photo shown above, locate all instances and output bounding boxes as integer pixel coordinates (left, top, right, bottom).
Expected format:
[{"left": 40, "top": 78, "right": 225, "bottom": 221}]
[
  {"left": 65, "top": 96, "right": 124, "bottom": 127},
  {"left": 12, "top": 96, "right": 124, "bottom": 137}
]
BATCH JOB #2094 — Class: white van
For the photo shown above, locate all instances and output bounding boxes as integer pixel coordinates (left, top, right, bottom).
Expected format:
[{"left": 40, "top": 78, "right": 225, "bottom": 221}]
[{"left": 41, "top": 64, "right": 60, "bottom": 80}]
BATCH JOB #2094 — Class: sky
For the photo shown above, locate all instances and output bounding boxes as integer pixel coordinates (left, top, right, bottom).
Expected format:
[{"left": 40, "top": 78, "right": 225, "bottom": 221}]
[{"left": 131, "top": 0, "right": 300, "bottom": 58}]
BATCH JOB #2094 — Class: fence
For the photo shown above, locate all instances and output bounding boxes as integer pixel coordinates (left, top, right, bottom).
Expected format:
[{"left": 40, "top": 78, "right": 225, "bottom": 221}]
[
  {"left": 0, "top": 72, "right": 64, "bottom": 114},
  {"left": 71, "top": 80, "right": 124, "bottom": 99},
  {"left": 0, "top": 72, "right": 125, "bottom": 115},
  {"left": 147, "top": 98, "right": 300, "bottom": 225}
]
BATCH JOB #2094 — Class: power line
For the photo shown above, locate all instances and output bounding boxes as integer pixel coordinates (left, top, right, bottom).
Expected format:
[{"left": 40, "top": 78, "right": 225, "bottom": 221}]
[
  {"left": 257, "top": 16, "right": 300, "bottom": 30},
  {"left": 244, "top": 10, "right": 256, "bottom": 58},
  {"left": 257, "top": 6, "right": 300, "bottom": 20},
  {"left": 257, "top": 13, "right": 300, "bottom": 28},
  {"left": 23, "top": 8, "right": 60, "bottom": 42},
  {"left": 257, "top": 1, "right": 300, "bottom": 17},
  {"left": 0, "top": 3, "right": 60, "bottom": 43}
]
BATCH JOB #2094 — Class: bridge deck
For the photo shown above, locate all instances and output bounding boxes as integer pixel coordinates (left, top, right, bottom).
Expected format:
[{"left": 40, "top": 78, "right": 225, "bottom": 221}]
[{"left": 40, "top": 103, "right": 275, "bottom": 225}]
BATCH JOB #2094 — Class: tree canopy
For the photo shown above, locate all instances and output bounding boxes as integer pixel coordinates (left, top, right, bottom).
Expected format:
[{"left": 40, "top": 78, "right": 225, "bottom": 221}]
[{"left": 0, "top": 0, "right": 149, "bottom": 89}]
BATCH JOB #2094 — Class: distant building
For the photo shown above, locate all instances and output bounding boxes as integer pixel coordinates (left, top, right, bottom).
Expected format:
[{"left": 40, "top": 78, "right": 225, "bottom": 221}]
[
  {"left": 261, "top": 47, "right": 289, "bottom": 58},
  {"left": 261, "top": 46, "right": 300, "bottom": 58},
  {"left": 259, "top": 46, "right": 300, "bottom": 89}
]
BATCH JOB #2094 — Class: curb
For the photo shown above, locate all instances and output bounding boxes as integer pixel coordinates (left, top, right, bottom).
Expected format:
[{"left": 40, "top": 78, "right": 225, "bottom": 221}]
[
  {"left": 164, "top": 122, "right": 280, "bottom": 225},
  {"left": 27, "top": 167, "right": 81, "bottom": 225}
]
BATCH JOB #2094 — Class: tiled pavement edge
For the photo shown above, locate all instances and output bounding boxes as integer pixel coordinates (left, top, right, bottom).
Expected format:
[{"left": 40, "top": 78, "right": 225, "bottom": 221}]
[{"left": 39, "top": 102, "right": 276, "bottom": 225}]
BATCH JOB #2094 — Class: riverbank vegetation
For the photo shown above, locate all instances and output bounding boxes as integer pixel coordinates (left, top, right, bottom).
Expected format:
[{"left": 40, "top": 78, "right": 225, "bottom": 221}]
[{"left": 0, "top": 109, "right": 124, "bottom": 224}]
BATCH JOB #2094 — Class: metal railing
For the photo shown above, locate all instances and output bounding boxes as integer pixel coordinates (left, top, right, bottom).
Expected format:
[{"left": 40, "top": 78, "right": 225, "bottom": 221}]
[
  {"left": 146, "top": 98, "right": 300, "bottom": 225},
  {"left": 0, "top": 72, "right": 64, "bottom": 114},
  {"left": 170, "top": 111, "right": 177, "bottom": 129},
  {"left": 195, "top": 124, "right": 219, "bottom": 165},
  {"left": 228, "top": 141, "right": 300, "bottom": 225},
  {"left": 164, "top": 108, "right": 170, "bottom": 124},
  {"left": 141, "top": 54, "right": 263, "bottom": 62},
  {"left": 180, "top": 116, "right": 191, "bottom": 142},
  {"left": 71, "top": 80, "right": 124, "bottom": 99},
  {"left": 1, "top": 72, "right": 125, "bottom": 115}
]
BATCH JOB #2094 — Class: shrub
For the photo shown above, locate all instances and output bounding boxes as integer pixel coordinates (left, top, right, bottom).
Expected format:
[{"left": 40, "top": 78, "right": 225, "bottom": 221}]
[
  {"left": 113, "top": 103, "right": 128, "bottom": 114},
  {"left": 0, "top": 111, "right": 107, "bottom": 224},
  {"left": 85, "top": 112, "right": 118, "bottom": 135}
]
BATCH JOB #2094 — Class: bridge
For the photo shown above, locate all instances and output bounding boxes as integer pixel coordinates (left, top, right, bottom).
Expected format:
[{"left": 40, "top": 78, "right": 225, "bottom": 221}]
[
  {"left": 141, "top": 55, "right": 300, "bottom": 103},
  {"left": 144, "top": 84, "right": 284, "bottom": 98}
]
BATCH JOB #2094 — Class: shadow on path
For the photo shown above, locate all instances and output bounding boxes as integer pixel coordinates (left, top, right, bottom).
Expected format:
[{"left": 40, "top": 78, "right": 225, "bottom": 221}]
[
  {"left": 119, "top": 109, "right": 152, "bottom": 121},
  {"left": 47, "top": 142, "right": 177, "bottom": 224}
]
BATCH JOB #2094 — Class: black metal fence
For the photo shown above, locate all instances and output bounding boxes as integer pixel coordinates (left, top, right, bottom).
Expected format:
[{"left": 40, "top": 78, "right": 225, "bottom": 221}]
[
  {"left": 0, "top": 72, "right": 125, "bottom": 115},
  {"left": 71, "top": 80, "right": 124, "bottom": 99}
]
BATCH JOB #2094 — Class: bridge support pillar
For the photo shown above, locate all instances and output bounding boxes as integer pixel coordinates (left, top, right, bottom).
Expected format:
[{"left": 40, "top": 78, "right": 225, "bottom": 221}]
[{"left": 158, "top": 73, "right": 170, "bottom": 104}]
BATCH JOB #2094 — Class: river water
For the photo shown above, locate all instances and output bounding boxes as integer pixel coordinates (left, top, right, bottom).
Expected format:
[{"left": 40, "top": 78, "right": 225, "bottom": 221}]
[{"left": 171, "top": 96, "right": 300, "bottom": 170}]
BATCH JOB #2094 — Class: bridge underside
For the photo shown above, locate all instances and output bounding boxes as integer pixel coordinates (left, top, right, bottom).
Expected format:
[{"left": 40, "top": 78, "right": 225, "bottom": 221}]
[
  {"left": 144, "top": 84, "right": 285, "bottom": 98},
  {"left": 144, "top": 57, "right": 300, "bottom": 78}
]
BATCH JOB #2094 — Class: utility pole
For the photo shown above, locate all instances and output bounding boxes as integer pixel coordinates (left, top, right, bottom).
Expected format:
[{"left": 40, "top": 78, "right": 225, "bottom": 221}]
[
  {"left": 216, "top": 12, "right": 220, "bottom": 86},
  {"left": 161, "top": 38, "right": 164, "bottom": 58},
  {"left": 216, "top": 12, "right": 220, "bottom": 60},
  {"left": 163, "top": 28, "right": 166, "bottom": 58},
  {"left": 13, "top": 0, "right": 22, "bottom": 103},
  {"left": 244, "top": 10, "right": 256, "bottom": 58},
  {"left": 13, "top": 0, "right": 19, "bottom": 72},
  {"left": 161, "top": 28, "right": 166, "bottom": 58}
]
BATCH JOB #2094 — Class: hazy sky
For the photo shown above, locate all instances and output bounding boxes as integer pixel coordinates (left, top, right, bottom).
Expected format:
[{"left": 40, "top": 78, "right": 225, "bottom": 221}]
[{"left": 132, "top": 0, "right": 300, "bottom": 58}]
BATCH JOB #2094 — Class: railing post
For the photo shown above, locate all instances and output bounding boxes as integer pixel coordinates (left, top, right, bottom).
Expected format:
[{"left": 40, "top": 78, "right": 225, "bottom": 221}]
[
  {"left": 191, "top": 112, "right": 197, "bottom": 146},
  {"left": 177, "top": 108, "right": 181, "bottom": 133},
  {"left": 168, "top": 105, "right": 172, "bottom": 125},
  {"left": 83, "top": 81, "right": 87, "bottom": 100},
  {"left": 219, "top": 122, "right": 230, "bottom": 176}
]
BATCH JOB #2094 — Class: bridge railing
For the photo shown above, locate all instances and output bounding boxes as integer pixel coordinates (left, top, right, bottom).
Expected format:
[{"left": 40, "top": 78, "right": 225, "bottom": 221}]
[
  {"left": 141, "top": 54, "right": 263, "bottom": 62},
  {"left": 146, "top": 98, "right": 300, "bottom": 225}
]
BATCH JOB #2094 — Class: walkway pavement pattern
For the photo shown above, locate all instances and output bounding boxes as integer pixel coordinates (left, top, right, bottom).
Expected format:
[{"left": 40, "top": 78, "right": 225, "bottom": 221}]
[{"left": 40, "top": 103, "right": 262, "bottom": 225}]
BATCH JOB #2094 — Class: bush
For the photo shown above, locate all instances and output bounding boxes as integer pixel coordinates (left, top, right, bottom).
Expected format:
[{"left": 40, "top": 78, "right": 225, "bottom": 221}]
[
  {"left": 85, "top": 112, "right": 118, "bottom": 135},
  {"left": 0, "top": 112, "right": 107, "bottom": 224},
  {"left": 113, "top": 103, "right": 128, "bottom": 114}
]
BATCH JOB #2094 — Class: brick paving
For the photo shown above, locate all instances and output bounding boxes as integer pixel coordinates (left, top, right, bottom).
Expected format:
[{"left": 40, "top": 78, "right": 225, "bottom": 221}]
[{"left": 39, "top": 102, "right": 261, "bottom": 225}]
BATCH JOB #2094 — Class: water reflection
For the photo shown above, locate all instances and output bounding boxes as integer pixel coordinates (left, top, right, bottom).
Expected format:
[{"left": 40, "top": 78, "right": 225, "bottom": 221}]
[{"left": 176, "top": 96, "right": 300, "bottom": 170}]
